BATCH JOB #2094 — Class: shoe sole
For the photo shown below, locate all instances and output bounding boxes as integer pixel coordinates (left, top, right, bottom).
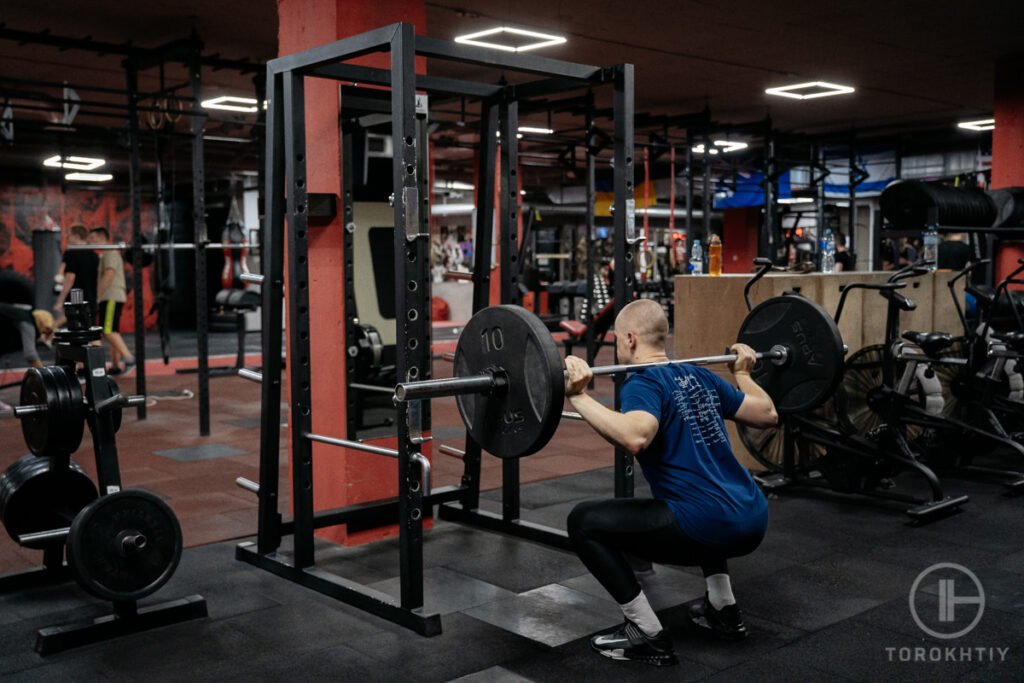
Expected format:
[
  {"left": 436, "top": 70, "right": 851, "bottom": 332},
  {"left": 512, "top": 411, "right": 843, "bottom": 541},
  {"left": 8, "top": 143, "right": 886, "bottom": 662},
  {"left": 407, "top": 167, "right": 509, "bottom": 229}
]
[{"left": 592, "top": 644, "right": 678, "bottom": 667}]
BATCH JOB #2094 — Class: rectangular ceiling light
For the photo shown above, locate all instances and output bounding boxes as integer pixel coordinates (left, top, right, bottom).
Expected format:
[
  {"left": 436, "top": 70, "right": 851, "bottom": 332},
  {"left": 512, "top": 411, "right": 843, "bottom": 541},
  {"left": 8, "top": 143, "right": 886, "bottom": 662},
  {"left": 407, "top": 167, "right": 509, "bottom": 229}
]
[
  {"left": 65, "top": 172, "right": 113, "bottom": 182},
  {"left": 201, "top": 96, "right": 259, "bottom": 112},
  {"left": 694, "top": 140, "right": 749, "bottom": 155},
  {"left": 778, "top": 197, "right": 815, "bottom": 204},
  {"left": 454, "top": 27, "right": 566, "bottom": 52},
  {"left": 958, "top": 118, "right": 995, "bottom": 131},
  {"left": 43, "top": 155, "right": 105, "bottom": 171},
  {"left": 765, "top": 81, "right": 855, "bottom": 100},
  {"left": 518, "top": 126, "right": 554, "bottom": 135}
]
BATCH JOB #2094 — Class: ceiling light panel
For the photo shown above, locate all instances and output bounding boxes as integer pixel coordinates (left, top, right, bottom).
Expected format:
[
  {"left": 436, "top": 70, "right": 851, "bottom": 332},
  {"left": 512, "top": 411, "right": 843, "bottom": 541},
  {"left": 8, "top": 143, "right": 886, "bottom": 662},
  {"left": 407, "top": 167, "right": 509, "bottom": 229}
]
[
  {"left": 957, "top": 118, "right": 995, "bottom": 131},
  {"left": 65, "top": 172, "right": 113, "bottom": 182},
  {"left": 43, "top": 155, "right": 105, "bottom": 171},
  {"left": 201, "top": 96, "right": 259, "bottom": 112},
  {"left": 765, "top": 81, "right": 855, "bottom": 100},
  {"left": 454, "top": 26, "right": 566, "bottom": 52}
]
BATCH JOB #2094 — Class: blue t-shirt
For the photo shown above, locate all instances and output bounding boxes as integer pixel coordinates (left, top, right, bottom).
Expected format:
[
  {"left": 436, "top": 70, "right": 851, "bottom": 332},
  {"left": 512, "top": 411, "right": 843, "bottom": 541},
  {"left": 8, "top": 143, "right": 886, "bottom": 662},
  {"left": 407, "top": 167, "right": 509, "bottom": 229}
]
[{"left": 620, "top": 364, "right": 769, "bottom": 548}]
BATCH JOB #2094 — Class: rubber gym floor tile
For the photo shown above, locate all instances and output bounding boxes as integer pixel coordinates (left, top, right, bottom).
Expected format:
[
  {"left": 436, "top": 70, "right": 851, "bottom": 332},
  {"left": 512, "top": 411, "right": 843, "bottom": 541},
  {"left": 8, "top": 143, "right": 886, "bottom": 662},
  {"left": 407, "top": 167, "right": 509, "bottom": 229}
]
[
  {"left": 769, "top": 617, "right": 993, "bottom": 682},
  {"left": 355, "top": 612, "right": 547, "bottom": 681},
  {"left": 218, "top": 643, "right": 398, "bottom": 683},
  {"left": 780, "top": 553, "right": 924, "bottom": 603},
  {"left": 462, "top": 583, "right": 619, "bottom": 647},
  {"left": 443, "top": 540, "right": 587, "bottom": 594},
  {"left": 739, "top": 569, "right": 884, "bottom": 632},
  {"left": 662, "top": 606, "right": 811, "bottom": 672},
  {"left": 920, "top": 567, "right": 1024, "bottom": 616},
  {"left": 153, "top": 443, "right": 248, "bottom": 462},
  {"left": 221, "top": 417, "right": 262, "bottom": 429},
  {"left": 366, "top": 566, "right": 516, "bottom": 615},
  {"left": 502, "top": 634, "right": 716, "bottom": 683},
  {"left": 448, "top": 664, "right": 535, "bottom": 683},
  {"left": 705, "top": 647, "right": 847, "bottom": 682}
]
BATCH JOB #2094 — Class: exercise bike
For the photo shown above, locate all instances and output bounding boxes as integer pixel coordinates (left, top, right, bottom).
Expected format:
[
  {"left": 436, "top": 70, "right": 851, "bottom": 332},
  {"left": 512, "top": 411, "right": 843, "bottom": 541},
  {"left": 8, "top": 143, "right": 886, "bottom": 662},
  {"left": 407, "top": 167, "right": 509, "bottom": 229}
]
[{"left": 738, "top": 259, "right": 969, "bottom": 520}]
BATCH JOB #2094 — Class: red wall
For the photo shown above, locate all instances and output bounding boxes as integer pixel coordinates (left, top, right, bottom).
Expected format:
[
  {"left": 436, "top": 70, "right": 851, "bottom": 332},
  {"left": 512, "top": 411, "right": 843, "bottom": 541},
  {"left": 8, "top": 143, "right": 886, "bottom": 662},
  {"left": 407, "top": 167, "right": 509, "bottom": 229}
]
[
  {"left": 0, "top": 184, "right": 157, "bottom": 332},
  {"left": 992, "top": 53, "right": 1024, "bottom": 284},
  {"left": 278, "top": 0, "right": 426, "bottom": 545},
  {"left": 722, "top": 206, "right": 760, "bottom": 273}
]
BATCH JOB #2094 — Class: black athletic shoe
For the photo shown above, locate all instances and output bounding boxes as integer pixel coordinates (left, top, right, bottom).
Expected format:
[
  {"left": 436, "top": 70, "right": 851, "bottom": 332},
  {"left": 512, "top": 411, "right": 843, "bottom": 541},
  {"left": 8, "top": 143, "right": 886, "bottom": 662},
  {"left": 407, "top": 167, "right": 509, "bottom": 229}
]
[
  {"left": 688, "top": 593, "right": 748, "bottom": 641},
  {"left": 589, "top": 620, "right": 678, "bottom": 667},
  {"left": 121, "top": 358, "right": 136, "bottom": 377},
  {"left": 107, "top": 365, "right": 122, "bottom": 376}
]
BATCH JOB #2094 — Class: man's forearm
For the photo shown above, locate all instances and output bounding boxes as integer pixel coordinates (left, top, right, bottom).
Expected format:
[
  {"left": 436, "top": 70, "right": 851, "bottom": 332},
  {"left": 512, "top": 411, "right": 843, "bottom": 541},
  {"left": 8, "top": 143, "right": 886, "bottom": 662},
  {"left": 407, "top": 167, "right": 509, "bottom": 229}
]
[
  {"left": 98, "top": 270, "right": 114, "bottom": 297},
  {"left": 567, "top": 392, "right": 647, "bottom": 454},
  {"left": 733, "top": 372, "right": 770, "bottom": 403}
]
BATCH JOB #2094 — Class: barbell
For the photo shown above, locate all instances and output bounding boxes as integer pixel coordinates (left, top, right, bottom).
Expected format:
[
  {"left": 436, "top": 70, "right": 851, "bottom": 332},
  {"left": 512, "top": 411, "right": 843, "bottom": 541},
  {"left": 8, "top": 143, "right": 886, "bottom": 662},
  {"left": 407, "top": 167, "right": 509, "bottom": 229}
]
[{"left": 393, "top": 297, "right": 845, "bottom": 459}]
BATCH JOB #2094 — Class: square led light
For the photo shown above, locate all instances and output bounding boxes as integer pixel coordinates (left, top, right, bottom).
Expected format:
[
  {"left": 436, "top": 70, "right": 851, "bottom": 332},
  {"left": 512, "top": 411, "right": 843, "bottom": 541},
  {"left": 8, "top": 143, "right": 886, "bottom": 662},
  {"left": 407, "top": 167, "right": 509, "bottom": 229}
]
[
  {"left": 765, "top": 81, "right": 855, "bottom": 100},
  {"left": 518, "top": 126, "right": 554, "bottom": 135},
  {"left": 958, "top": 118, "right": 995, "bottom": 131},
  {"left": 201, "top": 96, "right": 259, "bottom": 113},
  {"left": 65, "top": 172, "right": 113, "bottom": 182},
  {"left": 454, "top": 26, "right": 566, "bottom": 52},
  {"left": 43, "top": 155, "right": 106, "bottom": 171}
]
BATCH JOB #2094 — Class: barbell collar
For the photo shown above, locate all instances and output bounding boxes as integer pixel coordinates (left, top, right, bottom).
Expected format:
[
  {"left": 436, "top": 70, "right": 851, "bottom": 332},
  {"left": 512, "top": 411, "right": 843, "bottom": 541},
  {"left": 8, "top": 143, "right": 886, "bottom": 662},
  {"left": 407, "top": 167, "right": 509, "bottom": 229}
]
[{"left": 394, "top": 372, "right": 502, "bottom": 403}]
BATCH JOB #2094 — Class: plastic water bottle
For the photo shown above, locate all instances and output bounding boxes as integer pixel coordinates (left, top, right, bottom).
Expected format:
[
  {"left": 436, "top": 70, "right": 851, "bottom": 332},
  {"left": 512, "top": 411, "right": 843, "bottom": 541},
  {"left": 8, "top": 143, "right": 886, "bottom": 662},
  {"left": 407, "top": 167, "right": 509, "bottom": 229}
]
[
  {"left": 690, "top": 239, "right": 703, "bottom": 275},
  {"left": 708, "top": 234, "right": 723, "bottom": 276},
  {"left": 820, "top": 229, "right": 836, "bottom": 274},
  {"left": 923, "top": 225, "right": 939, "bottom": 270}
]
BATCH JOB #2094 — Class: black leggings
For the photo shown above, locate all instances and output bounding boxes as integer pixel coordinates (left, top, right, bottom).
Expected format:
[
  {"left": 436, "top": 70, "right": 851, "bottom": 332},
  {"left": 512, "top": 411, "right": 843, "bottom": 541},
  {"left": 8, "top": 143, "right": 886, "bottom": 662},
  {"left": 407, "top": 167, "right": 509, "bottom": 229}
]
[{"left": 567, "top": 498, "right": 763, "bottom": 604}]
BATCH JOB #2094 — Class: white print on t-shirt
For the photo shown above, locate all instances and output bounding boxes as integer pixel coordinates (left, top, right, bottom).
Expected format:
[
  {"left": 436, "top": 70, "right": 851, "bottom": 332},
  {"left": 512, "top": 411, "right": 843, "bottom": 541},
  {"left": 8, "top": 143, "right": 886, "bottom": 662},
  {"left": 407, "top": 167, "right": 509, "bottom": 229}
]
[{"left": 672, "top": 375, "right": 728, "bottom": 448}]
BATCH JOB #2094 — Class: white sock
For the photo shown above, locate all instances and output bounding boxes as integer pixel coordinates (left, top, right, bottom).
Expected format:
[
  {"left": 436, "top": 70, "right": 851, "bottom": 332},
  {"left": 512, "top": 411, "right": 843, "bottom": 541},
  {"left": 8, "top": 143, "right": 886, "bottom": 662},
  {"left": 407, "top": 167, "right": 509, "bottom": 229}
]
[
  {"left": 620, "top": 591, "right": 663, "bottom": 636},
  {"left": 706, "top": 573, "right": 736, "bottom": 610}
]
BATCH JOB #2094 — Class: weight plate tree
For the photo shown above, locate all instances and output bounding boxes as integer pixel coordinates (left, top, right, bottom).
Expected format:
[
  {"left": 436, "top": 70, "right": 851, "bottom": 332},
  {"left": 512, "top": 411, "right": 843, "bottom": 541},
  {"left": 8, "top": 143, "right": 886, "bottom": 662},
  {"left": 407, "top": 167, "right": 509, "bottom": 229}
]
[{"left": 66, "top": 489, "right": 184, "bottom": 602}]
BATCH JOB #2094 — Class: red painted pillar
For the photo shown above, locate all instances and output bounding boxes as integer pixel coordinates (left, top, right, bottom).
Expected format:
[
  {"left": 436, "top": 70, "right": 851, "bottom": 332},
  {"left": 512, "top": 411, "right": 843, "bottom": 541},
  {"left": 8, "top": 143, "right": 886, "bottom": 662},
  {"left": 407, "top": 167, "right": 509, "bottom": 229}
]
[
  {"left": 277, "top": 0, "right": 426, "bottom": 545},
  {"left": 721, "top": 207, "right": 759, "bottom": 273},
  {"left": 992, "top": 53, "right": 1024, "bottom": 284}
]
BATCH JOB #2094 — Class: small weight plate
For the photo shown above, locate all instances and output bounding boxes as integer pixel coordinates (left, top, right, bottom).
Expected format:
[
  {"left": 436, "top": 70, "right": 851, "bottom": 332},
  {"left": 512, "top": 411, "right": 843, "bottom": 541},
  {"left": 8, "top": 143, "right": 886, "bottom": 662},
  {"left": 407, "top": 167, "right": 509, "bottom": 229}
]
[
  {"left": 50, "top": 366, "right": 85, "bottom": 454},
  {"left": 454, "top": 305, "right": 565, "bottom": 459},
  {"left": 737, "top": 295, "right": 845, "bottom": 414},
  {"left": 18, "top": 366, "right": 85, "bottom": 458},
  {"left": 66, "top": 489, "right": 183, "bottom": 602},
  {"left": 0, "top": 454, "right": 98, "bottom": 548}
]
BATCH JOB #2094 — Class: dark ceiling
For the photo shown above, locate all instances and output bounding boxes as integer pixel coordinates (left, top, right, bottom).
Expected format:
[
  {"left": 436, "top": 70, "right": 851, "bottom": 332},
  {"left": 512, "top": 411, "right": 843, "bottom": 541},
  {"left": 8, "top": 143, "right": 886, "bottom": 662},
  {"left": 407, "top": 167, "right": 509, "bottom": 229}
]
[{"left": 0, "top": 0, "right": 1018, "bottom": 184}]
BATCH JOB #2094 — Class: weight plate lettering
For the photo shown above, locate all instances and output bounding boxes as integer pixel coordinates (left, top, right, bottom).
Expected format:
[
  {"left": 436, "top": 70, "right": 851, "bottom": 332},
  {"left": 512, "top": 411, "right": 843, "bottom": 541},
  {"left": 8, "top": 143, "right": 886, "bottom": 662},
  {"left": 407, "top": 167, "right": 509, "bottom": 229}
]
[
  {"left": 454, "top": 305, "right": 565, "bottom": 459},
  {"left": 737, "top": 295, "right": 844, "bottom": 414},
  {"left": 66, "top": 489, "right": 183, "bottom": 602}
]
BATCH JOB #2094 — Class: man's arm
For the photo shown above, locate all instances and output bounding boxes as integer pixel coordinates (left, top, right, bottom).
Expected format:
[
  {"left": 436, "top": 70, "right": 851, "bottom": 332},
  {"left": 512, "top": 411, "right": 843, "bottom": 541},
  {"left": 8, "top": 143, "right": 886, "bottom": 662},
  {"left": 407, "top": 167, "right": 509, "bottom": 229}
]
[
  {"left": 54, "top": 271, "right": 76, "bottom": 311},
  {"left": 98, "top": 267, "right": 115, "bottom": 298},
  {"left": 565, "top": 355, "right": 659, "bottom": 455},
  {"left": 728, "top": 343, "right": 778, "bottom": 427}
]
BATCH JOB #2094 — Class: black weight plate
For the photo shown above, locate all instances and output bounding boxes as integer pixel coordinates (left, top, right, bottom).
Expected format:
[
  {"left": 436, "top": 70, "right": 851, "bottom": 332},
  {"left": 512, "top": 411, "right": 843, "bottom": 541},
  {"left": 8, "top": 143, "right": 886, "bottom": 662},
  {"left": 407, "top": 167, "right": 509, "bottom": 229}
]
[
  {"left": 66, "top": 489, "right": 183, "bottom": 602},
  {"left": 49, "top": 366, "right": 85, "bottom": 454},
  {"left": 19, "top": 367, "right": 56, "bottom": 456},
  {"left": 454, "top": 305, "right": 565, "bottom": 459},
  {"left": 0, "top": 454, "right": 98, "bottom": 548},
  {"left": 737, "top": 295, "right": 845, "bottom": 414}
]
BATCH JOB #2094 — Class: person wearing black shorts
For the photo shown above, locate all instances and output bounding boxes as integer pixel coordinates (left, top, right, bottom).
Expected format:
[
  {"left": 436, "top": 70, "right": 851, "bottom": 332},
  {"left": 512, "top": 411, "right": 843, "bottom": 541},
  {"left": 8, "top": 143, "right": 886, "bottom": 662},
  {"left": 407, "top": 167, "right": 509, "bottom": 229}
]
[
  {"left": 88, "top": 227, "right": 135, "bottom": 375},
  {"left": 563, "top": 298, "right": 778, "bottom": 666}
]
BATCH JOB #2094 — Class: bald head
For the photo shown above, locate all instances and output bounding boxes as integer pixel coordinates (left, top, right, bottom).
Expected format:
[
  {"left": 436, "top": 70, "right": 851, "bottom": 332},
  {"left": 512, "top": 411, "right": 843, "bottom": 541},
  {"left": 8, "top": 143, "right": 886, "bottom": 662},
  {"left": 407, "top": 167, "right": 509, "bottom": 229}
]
[{"left": 614, "top": 299, "right": 668, "bottom": 351}]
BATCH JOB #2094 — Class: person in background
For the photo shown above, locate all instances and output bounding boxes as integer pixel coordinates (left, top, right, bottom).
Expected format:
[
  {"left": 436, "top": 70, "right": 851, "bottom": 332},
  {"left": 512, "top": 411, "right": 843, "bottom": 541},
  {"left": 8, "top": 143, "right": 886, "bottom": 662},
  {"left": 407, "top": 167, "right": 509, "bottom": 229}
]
[
  {"left": 54, "top": 224, "right": 99, "bottom": 328},
  {"left": 938, "top": 233, "right": 971, "bottom": 271},
  {"left": 897, "top": 236, "right": 919, "bottom": 267},
  {"left": 87, "top": 227, "right": 135, "bottom": 375},
  {"left": 834, "top": 231, "right": 854, "bottom": 272},
  {"left": 0, "top": 304, "right": 54, "bottom": 369}
]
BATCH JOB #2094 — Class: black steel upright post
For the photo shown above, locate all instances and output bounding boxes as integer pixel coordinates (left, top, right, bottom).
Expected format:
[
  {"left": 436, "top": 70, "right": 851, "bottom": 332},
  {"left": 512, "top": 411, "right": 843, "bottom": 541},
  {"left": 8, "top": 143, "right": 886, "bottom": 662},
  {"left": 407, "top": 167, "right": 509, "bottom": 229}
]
[
  {"left": 341, "top": 118, "right": 359, "bottom": 439},
  {"left": 702, "top": 131, "right": 711, "bottom": 238},
  {"left": 283, "top": 71, "right": 315, "bottom": 568},
  {"left": 848, "top": 135, "right": 857, "bottom": 260},
  {"left": 816, "top": 144, "right": 826, "bottom": 259},
  {"left": 257, "top": 68, "right": 286, "bottom": 555},
  {"left": 761, "top": 120, "right": 775, "bottom": 260},
  {"left": 460, "top": 99, "right": 499, "bottom": 512},
  {"left": 685, "top": 130, "right": 694, "bottom": 254},
  {"left": 125, "top": 61, "right": 147, "bottom": 419},
  {"left": 585, "top": 105, "right": 597, "bottom": 367},
  {"left": 189, "top": 46, "right": 211, "bottom": 436},
  {"left": 612, "top": 63, "right": 635, "bottom": 500},
  {"left": 391, "top": 24, "right": 426, "bottom": 613},
  {"left": 498, "top": 98, "right": 521, "bottom": 523}
]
